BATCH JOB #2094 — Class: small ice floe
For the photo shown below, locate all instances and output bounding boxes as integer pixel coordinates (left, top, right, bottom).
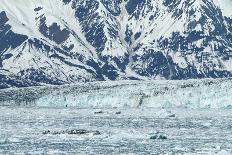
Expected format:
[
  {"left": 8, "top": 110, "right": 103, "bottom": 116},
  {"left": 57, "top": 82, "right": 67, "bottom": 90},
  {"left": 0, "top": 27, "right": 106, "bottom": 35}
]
[
  {"left": 214, "top": 150, "right": 231, "bottom": 155},
  {"left": 156, "top": 109, "right": 175, "bottom": 118},
  {"left": 0, "top": 137, "right": 7, "bottom": 144},
  {"left": 7, "top": 137, "right": 21, "bottom": 143},
  {"left": 42, "top": 129, "right": 101, "bottom": 136},
  {"left": 216, "top": 146, "right": 221, "bottom": 151},
  {"left": 150, "top": 132, "right": 167, "bottom": 140},
  {"left": 202, "top": 122, "right": 212, "bottom": 128},
  {"left": 115, "top": 111, "right": 121, "bottom": 115},
  {"left": 94, "top": 110, "right": 104, "bottom": 114}
]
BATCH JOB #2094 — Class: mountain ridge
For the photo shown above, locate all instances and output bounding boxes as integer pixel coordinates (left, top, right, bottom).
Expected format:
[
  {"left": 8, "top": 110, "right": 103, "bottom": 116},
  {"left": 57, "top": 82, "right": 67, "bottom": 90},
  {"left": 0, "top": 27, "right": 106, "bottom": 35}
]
[{"left": 0, "top": 0, "right": 231, "bottom": 88}]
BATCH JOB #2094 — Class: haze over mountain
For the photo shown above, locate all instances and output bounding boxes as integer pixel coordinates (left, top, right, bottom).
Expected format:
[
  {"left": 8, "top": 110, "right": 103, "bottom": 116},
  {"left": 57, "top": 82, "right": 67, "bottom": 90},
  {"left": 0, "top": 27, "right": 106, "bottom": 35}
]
[{"left": 0, "top": 0, "right": 231, "bottom": 88}]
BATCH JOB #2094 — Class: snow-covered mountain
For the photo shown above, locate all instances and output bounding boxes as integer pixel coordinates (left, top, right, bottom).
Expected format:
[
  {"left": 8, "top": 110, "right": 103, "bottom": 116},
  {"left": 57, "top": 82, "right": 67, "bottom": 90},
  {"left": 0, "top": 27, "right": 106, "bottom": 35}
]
[{"left": 0, "top": 0, "right": 231, "bottom": 88}]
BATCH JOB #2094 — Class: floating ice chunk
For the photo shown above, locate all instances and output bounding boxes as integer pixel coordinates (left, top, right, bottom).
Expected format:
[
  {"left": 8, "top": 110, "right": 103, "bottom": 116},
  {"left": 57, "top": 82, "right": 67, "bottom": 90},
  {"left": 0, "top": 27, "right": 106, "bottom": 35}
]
[
  {"left": 42, "top": 129, "right": 101, "bottom": 136},
  {"left": 150, "top": 132, "right": 168, "bottom": 140},
  {"left": 216, "top": 146, "right": 221, "bottom": 151},
  {"left": 0, "top": 137, "right": 7, "bottom": 144},
  {"left": 7, "top": 137, "right": 21, "bottom": 143},
  {"left": 94, "top": 110, "right": 104, "bottom": 114},
  {"left": 202, "top": 122, "right": 212, "bottom": 128},
  {"left": 155, "top": 109, "right": 175, "bottom": 118},
  {"left": 115, "top": 111, "right": 121, "bottom": 115},
  {"left": 215, "top": 150, "right": 231, "bottom": 155}
]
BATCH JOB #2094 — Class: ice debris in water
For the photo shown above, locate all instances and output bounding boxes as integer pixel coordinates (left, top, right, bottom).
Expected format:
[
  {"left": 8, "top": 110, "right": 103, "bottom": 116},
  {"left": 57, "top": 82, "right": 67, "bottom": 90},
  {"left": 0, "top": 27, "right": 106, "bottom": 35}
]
[
  {"left": 150, "top": 132, "right": 168, "bottom": 140},
  {"left": 214, "top": 150, "right": 232, "bottom": 155},
  {"left": 7, "top": 137, "right": 21, "bottom": 143},
  {"left": 115, "top": 111, "right": 121, "bottom": 115},
  {"left": 155, "top": 109, "right": 175, "bottom": 118},
  {"left": 42, "top": 129, "right": 101, "bottom": 135},
  {"left": 94, "top": 110, "right": 104, "bottom": 114},
  {"left": 202, "top": 122, "right": 212, "bottom": 128}
]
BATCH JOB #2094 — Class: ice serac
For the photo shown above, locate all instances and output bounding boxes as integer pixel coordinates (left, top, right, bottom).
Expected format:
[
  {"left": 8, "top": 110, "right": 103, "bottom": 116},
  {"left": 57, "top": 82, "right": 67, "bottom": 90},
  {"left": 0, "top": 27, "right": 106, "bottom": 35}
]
[{"left": 0, "top": 0, "right": 232, "bottom": 88}]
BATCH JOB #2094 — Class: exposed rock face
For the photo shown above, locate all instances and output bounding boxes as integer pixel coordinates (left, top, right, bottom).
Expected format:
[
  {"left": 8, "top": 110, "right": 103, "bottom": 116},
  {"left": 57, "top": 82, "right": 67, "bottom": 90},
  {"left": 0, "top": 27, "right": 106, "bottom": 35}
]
[{"left": 0, "top": 0, "right": 231, "bottom": 88}]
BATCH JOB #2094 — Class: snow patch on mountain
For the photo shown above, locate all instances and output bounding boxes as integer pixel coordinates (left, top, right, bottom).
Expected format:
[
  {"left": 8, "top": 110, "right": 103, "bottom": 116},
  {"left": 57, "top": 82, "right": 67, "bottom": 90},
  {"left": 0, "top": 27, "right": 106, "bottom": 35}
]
[{"left": 214, "top": 0, "right": 232, "bottom": 16}]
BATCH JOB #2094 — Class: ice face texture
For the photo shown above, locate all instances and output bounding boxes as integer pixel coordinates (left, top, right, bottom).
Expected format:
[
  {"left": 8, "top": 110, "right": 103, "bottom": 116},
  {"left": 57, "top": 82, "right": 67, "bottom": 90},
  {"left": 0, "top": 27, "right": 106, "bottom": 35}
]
[{"left": 0, "top": 79, "right": 232, "bottom": 109}]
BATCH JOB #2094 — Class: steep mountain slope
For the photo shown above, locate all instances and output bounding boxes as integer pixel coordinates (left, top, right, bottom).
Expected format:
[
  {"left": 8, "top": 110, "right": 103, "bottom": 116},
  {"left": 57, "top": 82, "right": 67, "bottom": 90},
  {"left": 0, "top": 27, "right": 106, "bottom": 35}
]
[{"left": 0, "top": 0, "right": 231, "bottom": 88}]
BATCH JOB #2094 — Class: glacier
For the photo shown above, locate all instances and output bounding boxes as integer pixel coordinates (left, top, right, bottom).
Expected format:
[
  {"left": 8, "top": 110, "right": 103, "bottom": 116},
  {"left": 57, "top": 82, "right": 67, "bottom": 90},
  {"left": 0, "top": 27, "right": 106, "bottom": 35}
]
[{"left": 1, "top": 78, "right": 232, "bottom": 109}]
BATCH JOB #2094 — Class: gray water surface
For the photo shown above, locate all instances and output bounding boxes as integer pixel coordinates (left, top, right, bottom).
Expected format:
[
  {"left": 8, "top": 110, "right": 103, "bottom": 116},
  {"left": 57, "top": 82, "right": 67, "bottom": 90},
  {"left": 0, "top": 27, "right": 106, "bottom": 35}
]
[{"left": 0, "top": 107, "right": 231, "bottom": 155}]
